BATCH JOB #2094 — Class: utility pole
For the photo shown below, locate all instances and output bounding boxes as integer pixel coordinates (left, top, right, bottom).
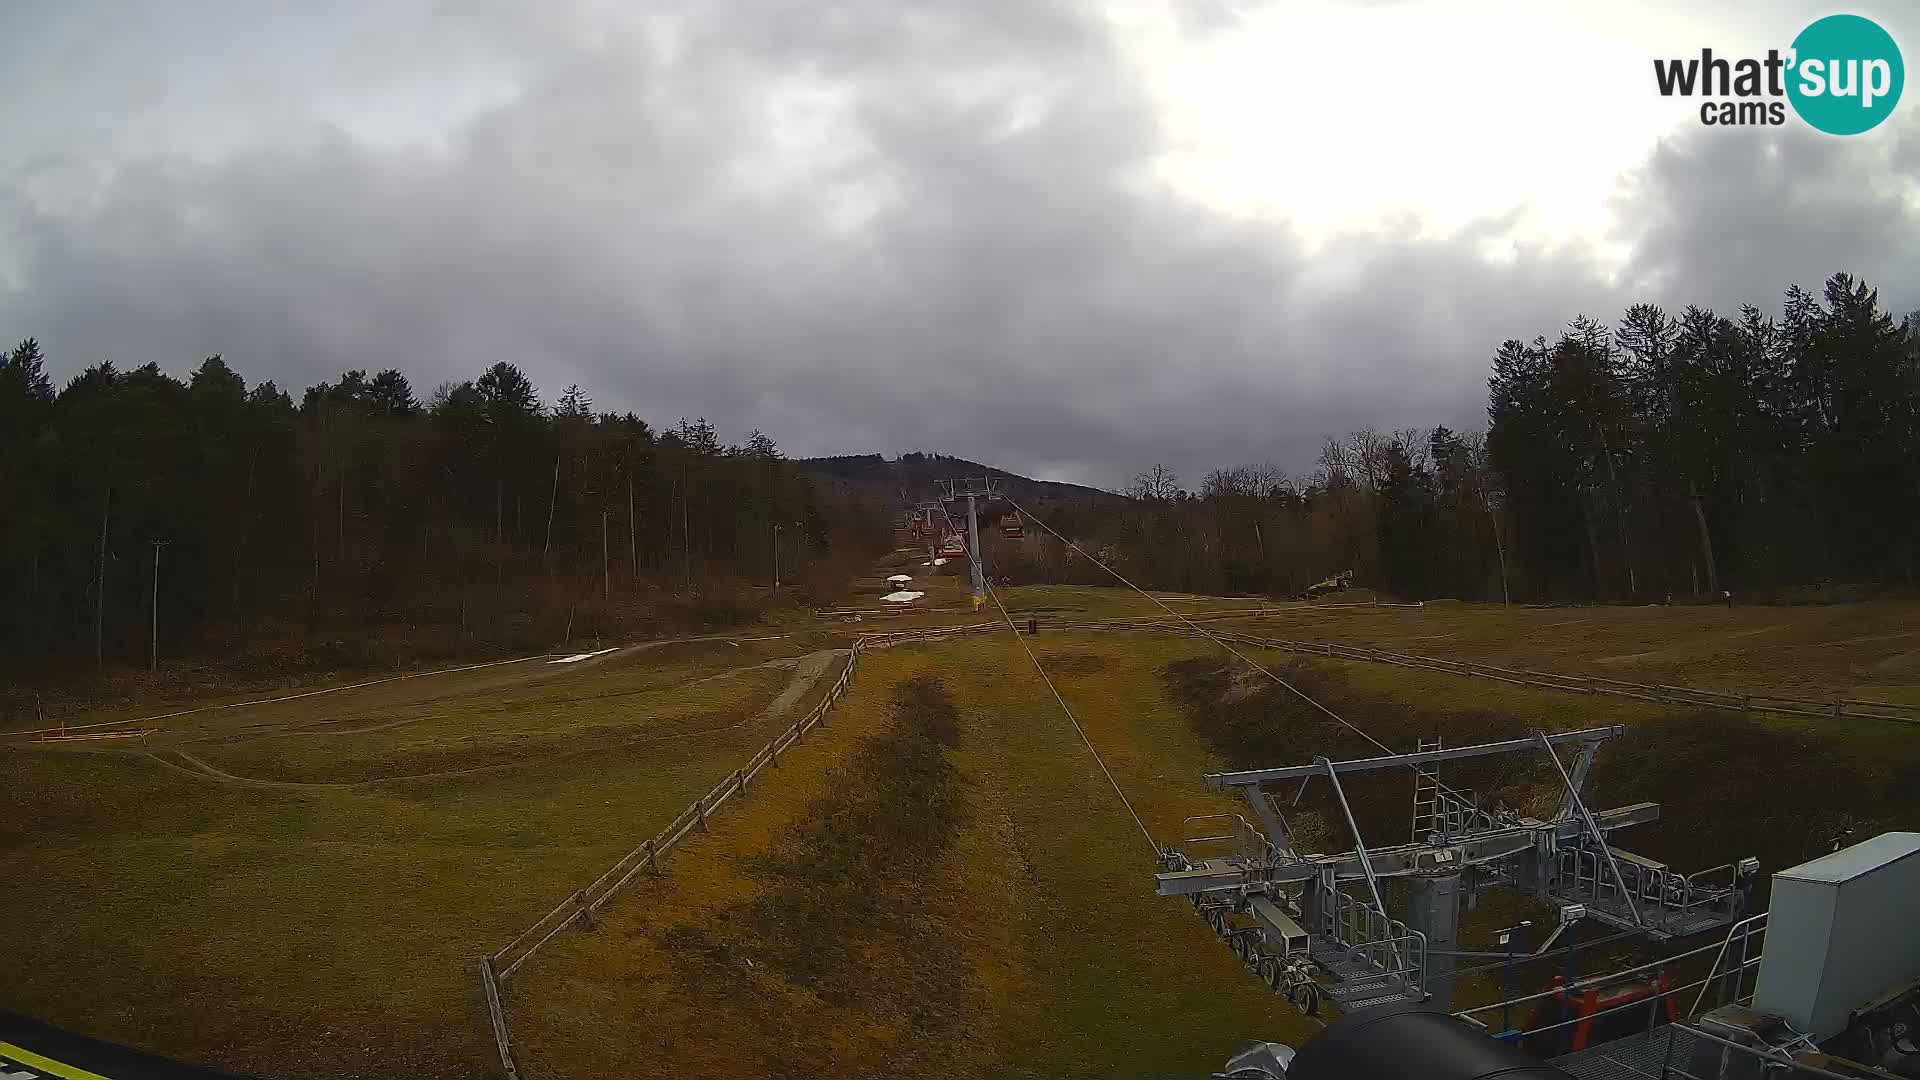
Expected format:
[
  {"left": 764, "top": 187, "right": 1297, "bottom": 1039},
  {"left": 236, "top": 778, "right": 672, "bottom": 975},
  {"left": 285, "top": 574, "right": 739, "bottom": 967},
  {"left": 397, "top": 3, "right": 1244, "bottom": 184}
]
[
  {"left": 601, "top": 510, "right": 610, "bottom": 604},
  {"left": 773, "top": 523, "right": 782, "bottom": 591},
  {"left": 149, "top": 540, "right": 168, "bottom": 672}
]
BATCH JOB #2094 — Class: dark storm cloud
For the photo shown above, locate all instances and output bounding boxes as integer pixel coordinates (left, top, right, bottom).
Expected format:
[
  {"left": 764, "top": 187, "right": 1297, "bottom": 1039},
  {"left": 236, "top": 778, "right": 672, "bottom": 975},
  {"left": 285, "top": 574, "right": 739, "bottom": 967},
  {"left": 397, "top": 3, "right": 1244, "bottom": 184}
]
[
  {"left": 1614, "top": 113, "right": 1920, "bottom": 318},
  {"left": 2, "top": 1, "right": 1917, "bottom": 489}
]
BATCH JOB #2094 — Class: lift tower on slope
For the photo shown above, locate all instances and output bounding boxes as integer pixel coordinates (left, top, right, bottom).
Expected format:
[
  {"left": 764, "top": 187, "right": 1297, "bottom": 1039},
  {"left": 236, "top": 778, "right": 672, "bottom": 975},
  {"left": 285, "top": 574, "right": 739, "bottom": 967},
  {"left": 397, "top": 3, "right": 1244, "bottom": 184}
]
[
  {"left": 1156, "top": 727, "right": 1762, "bottom": 1016},
  {"left": 908, "top": 501, "right": 941, "bottom": 566},
  {"left": 937, "top": 477, "right": 996, "bottom": 609}
]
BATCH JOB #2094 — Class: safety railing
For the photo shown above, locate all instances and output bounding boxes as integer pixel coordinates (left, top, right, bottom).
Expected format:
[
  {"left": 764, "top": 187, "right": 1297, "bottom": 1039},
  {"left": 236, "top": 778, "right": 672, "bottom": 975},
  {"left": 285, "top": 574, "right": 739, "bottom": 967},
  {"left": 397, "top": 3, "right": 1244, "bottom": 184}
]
[
  {"left": 1545, "top": 1011, "right": 1863, "bottom": 1080},
  {"left": 1652, "top": 1018, "right": 1866, "bottom": 1080},
  {"left": 1553, "top": 839, "right": 1743, "bottom": 923},
  {"left": 1429, "top": 787, "right": 1501, "bottom": 838},
  {"left": 1177, "top": 813, "right": 1286, "bottom": 867},
  {"left": 1456, "top": 914, "right": 1769, "bottom": 1051},
  {"left": 1316, "top": 882, "right": 1428, "bottom": 992},
  {"left": 1690, "top": 913, "right": 1767, "bottom": 1017},
  {"left": 1465, "top": 959, "right": 1762, "bottom": 1046},
  {"left": 1234, "top": 814, "right": 1285, "bottom": 866}
]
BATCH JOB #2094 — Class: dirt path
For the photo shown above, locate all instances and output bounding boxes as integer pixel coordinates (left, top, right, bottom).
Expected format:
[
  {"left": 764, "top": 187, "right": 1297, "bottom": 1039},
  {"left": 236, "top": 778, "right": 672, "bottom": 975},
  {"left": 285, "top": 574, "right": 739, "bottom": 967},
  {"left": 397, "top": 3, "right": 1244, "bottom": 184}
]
[
  {"left": 9, "top": 634, "right": 810, "bottom": 751},
  {"left": 119, "top": 649, "right": 849, "bottom": 790},
  {"left": 685, "top": 648, "right": 838, "bottom": 687},
  {"left": 158, "top": 749, "right": 345, "bottom": 790},
  {"left": 600, "top": 650, "right": 848, "bottom": 746},
  {"left": 751, "top": 650, "right": 843, "bottom": 727}
]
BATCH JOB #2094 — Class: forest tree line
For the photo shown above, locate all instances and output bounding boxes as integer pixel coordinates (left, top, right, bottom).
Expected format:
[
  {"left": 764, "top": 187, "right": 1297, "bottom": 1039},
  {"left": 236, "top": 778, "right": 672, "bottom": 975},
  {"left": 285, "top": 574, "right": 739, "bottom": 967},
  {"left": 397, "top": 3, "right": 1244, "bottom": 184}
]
[
  {"left": 997, "top": 273, "right": 1920, "bottom": 603},
  {"left": 0, "top": 349, "right": 893, "bottom": 675},
  {"left": 6, "top": 268, "right": 1914, "bottom": 679}
]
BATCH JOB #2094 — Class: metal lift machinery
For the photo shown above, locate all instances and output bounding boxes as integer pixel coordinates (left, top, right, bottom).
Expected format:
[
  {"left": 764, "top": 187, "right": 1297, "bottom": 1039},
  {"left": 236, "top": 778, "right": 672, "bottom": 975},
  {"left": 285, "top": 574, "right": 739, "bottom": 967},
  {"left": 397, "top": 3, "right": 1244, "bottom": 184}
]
[{"left": 1155, "top": 726, "right": 1761, "bottom": 1016}]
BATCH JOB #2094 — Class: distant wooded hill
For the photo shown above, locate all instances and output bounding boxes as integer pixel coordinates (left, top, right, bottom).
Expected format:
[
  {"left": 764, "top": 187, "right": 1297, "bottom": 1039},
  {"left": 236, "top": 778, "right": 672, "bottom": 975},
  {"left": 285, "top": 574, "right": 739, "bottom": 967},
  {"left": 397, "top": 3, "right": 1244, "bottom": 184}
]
[{"left": 799, "top": 452, "right": 1125, "bottom": 508}]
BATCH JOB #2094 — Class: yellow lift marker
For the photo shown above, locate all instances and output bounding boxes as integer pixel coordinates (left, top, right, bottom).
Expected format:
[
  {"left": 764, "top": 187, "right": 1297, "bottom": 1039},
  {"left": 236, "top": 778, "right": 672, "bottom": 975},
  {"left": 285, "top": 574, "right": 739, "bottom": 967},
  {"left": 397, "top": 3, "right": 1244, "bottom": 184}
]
[{"left": 0, "top": 1040, "right": 113, "bottom": 1080}]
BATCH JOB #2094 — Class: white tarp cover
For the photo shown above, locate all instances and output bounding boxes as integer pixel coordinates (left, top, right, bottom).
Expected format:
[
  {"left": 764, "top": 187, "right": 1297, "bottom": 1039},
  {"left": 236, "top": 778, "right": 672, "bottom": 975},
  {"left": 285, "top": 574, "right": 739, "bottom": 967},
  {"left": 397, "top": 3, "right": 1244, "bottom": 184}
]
[
  {"left": 887, "top": 574, "right": 912, "bottom": 584},
  {"left": 881, "top": 590, "right": 926, "bottom": 603}
]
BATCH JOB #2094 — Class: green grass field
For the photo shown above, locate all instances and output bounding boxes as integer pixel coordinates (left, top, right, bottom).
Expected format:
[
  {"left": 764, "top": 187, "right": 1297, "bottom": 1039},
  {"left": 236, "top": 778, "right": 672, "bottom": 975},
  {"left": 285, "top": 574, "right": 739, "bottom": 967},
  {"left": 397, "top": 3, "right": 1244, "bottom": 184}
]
[{"left": 8, "top": 585, "right": 1920, "bottom": 1078}]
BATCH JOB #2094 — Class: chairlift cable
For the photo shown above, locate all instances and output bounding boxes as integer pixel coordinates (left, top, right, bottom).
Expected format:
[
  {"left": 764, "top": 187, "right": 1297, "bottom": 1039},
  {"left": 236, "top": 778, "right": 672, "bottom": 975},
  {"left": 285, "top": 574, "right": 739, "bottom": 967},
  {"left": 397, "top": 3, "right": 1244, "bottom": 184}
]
[
  {"left": 999, "top": 493, "right": 1484, "bottom": 809},
  {"left": 937, "top": 502, "right": 1160, "bottom": 857}
]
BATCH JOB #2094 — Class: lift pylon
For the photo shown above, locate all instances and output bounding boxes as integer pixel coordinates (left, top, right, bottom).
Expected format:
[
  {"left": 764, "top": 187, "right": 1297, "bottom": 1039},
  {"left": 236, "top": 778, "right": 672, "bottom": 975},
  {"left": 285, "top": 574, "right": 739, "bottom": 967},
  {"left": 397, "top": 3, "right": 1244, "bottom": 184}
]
[{"left": 935, "top": 477, "right": 998, "bottom": 608}]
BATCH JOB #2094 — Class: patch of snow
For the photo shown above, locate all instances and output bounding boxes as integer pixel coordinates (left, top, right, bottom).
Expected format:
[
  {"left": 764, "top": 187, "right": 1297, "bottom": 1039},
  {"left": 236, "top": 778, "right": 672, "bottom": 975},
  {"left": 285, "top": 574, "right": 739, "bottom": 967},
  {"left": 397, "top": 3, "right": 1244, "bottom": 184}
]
[
  {"left": 548, "top": 646, "right": 620, "bottom": 664},
  {"left": 887, "top": 574, "right": 912, "bottom": 584},
  {"left": 881, "top": 590, "right": 926, "bottom": 603}
]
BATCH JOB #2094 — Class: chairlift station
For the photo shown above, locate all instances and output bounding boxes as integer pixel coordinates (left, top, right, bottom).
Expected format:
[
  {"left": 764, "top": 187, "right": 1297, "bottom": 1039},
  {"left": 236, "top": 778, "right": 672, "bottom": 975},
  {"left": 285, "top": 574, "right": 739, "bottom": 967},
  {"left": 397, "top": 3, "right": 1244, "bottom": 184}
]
[{"left": 1155, "top": 725, "right": 1762, "bottom": 1015}]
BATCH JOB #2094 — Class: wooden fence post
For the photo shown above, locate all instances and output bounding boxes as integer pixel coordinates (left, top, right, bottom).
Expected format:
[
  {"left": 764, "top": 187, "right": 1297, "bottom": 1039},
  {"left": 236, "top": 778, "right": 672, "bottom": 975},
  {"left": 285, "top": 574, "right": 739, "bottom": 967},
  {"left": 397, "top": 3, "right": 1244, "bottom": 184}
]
[{"left": 481, "top": 957, "right": 521, "bottom": 1080}]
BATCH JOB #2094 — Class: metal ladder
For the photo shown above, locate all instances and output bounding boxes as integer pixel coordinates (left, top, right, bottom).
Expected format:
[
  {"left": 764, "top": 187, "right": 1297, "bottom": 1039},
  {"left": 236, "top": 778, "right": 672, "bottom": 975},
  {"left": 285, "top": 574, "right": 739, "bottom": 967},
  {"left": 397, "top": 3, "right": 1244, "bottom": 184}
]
[{"left": 1411, "top": 736, "right": 1443, "bottom": 842}]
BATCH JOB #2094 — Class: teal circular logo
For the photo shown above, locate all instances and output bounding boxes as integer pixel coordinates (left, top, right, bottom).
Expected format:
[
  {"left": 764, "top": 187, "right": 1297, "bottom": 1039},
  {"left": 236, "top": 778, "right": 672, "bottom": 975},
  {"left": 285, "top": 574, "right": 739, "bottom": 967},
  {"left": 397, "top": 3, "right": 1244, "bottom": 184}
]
[{"left": 1788, "top": 14, "right": 1904, "bottom": 135}]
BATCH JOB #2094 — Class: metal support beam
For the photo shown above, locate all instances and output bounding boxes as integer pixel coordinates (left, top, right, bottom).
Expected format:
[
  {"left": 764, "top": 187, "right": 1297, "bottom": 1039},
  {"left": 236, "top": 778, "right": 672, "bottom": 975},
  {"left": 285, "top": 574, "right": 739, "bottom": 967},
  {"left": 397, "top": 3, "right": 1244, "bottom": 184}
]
[
  {"left": 1407, "top": 873, "right": 1462, "bottom": 1010},
  {"left": 1206, "top": 726, "right": 1627, "bottom": 788},
  {"left": 1535, "top": 730, "right": 1644, "bottom": 929},
  {"left": 965, "top": 493, "right": 984, "bottom": 600},
  {"left": 1248, "top": 895, "right": 1309, "bottom": 955},
  {"left": 1241, "top": 784, "right": 1299, "bottom": 860},
  {"left": 1153, "top": 802, "right": 1659, "bottom": 897},
  {"left": 1318, "top": 755, "right": 1404, "bottom": 976},
  {"left": 935, "top": 477, "right": 994, "bottom": 606},
  {"left": 1554, "top": 745, "right": 1598, "bottom": 822}
]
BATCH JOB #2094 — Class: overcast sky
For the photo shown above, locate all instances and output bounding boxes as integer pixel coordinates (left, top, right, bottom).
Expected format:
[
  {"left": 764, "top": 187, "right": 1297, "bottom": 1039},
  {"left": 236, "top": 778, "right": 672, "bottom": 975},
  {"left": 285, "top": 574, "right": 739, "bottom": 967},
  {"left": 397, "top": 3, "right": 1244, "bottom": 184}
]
[{"left": 5, "top": 1, "right": 1919, "bottom": 488}]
